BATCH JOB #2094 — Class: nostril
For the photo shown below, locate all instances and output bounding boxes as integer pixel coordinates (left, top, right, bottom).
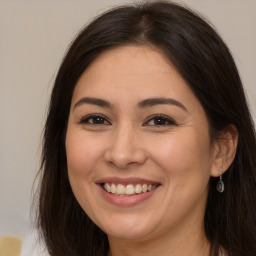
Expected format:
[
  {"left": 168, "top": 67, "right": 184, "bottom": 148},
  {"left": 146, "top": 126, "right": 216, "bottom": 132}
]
[{"left": 104, "top": 146, "right": 147, "bottom": 169}]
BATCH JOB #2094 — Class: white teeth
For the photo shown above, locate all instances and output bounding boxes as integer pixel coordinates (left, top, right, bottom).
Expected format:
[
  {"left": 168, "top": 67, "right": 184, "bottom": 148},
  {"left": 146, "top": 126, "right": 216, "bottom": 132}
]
[
  {"left": 142, "top": 184, "right": 147, "bottom": 192},
  {"left": 105, "top": 183, "right": 111, "bottom": 192},
  {"left": 110, "top": 184, "right": 116, "bottom": 193},
  {"left": 116, "top": 184, "right": 125, "bottom": 194},
  {"left": 125, "top": 184, "right": 135, "bottom": 195},
  {"left": 103, "top": 183, "right": 157, "bottom": 196},
  {"left": 135, "top": 184, "right": 142, "bottom": 193}
]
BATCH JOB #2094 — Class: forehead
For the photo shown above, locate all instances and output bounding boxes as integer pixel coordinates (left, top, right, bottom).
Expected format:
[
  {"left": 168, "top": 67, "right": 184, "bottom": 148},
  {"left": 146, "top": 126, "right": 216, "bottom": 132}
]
[
  {"left": 87, "top": 44, "right": 173, "bottom": 74},
  {"left": 71, "top": 45, "right": 200, "bottom": 112}
]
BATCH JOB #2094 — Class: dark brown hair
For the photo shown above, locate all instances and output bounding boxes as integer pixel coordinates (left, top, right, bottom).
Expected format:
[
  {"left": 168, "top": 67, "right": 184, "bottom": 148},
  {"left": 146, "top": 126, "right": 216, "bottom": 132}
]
[{"left": 37, "top": 1, "right": 256, "bottom": 255}]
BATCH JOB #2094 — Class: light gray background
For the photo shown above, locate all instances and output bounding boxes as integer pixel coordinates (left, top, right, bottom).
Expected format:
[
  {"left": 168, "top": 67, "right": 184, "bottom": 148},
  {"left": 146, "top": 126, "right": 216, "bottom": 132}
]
[{"left": 0, "top": 0, "right": 255, "bottom": 245}]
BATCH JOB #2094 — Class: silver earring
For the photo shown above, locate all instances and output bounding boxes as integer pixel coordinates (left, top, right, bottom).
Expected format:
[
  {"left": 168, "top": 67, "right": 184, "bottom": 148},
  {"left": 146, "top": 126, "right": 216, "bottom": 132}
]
[{"left": 216, "top": 170, "right": 224, "bottom": 193}]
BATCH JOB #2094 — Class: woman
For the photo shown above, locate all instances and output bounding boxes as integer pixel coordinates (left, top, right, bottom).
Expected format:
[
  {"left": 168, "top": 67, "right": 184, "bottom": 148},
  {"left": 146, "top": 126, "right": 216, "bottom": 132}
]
[{"left": 37, "top": 1, "right": 256, "bottom": 256}]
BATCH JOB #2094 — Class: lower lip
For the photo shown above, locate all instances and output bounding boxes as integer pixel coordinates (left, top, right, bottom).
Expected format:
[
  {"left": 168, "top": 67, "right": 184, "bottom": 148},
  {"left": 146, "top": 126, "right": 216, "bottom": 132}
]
[{"left": 98, "top": 185, "right": 159, "bottom": 207}]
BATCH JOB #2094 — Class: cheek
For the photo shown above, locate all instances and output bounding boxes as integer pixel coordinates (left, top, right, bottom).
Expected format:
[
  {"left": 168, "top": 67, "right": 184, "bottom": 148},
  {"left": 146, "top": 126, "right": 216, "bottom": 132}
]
[
  {"left": 66, "top": 130, "right": 103, "bottom": 177},
  {"left": 148, "top": 131, "right": 212, "bottom": 219},
  {"left": 65, "top": 129, "right": 100, "bottom": 210},
  {"left": 148, "top": 130, "right": 212, "bottom": 179}
]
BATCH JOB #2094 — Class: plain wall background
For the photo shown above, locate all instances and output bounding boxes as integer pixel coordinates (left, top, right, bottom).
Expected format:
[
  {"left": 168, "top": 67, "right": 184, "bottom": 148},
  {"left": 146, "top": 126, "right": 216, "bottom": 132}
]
[{"left": 0, "top": 0, "right": 255, "bottom": 241}]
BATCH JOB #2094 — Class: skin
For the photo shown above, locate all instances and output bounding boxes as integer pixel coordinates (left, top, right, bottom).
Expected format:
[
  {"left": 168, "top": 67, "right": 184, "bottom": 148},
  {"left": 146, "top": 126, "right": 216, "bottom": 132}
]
[{"left": 65, "top": 45, "right": 236, "bottom": 256}]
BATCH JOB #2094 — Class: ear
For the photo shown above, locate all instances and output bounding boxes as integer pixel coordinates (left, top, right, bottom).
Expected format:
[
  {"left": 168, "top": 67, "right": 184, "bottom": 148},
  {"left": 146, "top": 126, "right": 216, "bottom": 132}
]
[{"left": 210, "top": 125, "right": 238, "bottom": 177}]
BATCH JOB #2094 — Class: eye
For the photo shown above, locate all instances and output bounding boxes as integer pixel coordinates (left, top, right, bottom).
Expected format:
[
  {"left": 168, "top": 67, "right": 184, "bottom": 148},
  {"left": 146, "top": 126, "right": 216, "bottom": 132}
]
[
  {"left": 144, "top": 115, "right": 176, "bottom": 126},
  {"left": 79, "top": 114, "right": 111, "bottom": 125}
]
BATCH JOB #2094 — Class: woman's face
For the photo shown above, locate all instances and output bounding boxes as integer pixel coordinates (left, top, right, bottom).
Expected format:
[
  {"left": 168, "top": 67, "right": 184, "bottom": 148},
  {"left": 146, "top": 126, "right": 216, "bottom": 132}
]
[{"left": 66, "top": 45, "right": 218, "bottom": 241}]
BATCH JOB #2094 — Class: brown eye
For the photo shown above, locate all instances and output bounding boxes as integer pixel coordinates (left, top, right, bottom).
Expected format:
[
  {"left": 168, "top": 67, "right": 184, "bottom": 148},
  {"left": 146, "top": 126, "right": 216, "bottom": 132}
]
[
  {"left": 144, "top": 115, "right": 176, "bottom": 126},
  {"left": 80, "top": 115, "right": 110, "bottom": 125}
]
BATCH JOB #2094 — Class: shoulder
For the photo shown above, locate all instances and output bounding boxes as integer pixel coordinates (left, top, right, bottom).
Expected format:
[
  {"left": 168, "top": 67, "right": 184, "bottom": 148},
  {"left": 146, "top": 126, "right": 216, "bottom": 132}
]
[{"left": 21, "top": 229, "right": 49, "bottom": 256}]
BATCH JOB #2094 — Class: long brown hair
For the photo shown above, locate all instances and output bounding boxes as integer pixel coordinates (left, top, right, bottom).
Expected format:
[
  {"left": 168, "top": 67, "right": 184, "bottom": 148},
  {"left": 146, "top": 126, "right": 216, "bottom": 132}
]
[{"left": 36, "top": 1, "right": 256, "bottom": 255}]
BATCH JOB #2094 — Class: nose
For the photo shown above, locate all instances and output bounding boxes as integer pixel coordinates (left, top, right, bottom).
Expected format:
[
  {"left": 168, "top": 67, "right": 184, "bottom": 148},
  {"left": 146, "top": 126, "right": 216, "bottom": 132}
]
[{"left": 104, "top": 125, "right": 147, "bottom": 169}]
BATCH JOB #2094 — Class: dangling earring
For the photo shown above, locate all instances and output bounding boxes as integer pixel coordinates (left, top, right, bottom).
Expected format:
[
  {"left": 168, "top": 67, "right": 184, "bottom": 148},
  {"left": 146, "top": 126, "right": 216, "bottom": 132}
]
[{"left": 216, "top": 169, "right": 224, "bottom": 193}]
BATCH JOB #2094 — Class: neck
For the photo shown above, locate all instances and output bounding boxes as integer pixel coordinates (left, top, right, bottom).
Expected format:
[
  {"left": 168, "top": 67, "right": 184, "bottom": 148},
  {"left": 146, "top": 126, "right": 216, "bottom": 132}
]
[{"left": 107, "top": 222, "right": 210, "bottom": 256}]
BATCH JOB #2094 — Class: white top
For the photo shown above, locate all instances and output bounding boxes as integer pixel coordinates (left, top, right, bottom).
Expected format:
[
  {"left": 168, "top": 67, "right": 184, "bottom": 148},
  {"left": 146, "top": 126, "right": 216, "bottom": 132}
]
[{"left": 21, "top": 229, "right": 49, "bottom": 256}]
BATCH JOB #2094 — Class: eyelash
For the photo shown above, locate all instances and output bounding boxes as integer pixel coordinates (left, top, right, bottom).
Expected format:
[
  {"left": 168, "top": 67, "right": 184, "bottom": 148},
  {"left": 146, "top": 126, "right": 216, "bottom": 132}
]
[
  {"left": 144, "top": 115, "right": 177, "bottom": 126},
  {"left": 79, "top": 114, "right": 111, "bottom": 125},
  {"left": 79, "top": 114, "right": 177, "bottom": 126}
]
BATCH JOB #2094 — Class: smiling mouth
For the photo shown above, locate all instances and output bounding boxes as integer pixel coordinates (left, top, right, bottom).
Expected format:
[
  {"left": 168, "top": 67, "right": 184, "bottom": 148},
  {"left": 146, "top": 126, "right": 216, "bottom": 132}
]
[{"left": 102, "top": 183, "right": 159, "bottom": 196}]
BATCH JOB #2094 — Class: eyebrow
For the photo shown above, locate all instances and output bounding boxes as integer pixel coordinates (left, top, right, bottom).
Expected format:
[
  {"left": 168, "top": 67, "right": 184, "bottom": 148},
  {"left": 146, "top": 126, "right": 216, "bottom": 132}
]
[
  {"left": 138, "top": 97, "right": 188, "bottom": 111},
  {"left": 73, "top": 97, "right": 112, "bottom": 109},
  {"left": 73, "top": 96, "right": 187, "bottom": 112}
]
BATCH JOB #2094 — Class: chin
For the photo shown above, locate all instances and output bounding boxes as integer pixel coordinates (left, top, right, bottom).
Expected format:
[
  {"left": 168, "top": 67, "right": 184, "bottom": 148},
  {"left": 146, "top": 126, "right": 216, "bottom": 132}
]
[
  {"left": 105, "top": 226, "right": 154, "bottom": 241},
  {"left": 93, "top": 211, "right": 159, "bottom": 241}
]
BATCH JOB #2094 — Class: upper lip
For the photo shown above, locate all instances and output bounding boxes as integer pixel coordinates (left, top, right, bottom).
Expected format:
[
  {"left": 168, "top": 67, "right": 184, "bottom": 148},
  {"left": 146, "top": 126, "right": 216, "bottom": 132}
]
[{"left": 96, "top": 177, "right": 161, "bottom": 186}]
